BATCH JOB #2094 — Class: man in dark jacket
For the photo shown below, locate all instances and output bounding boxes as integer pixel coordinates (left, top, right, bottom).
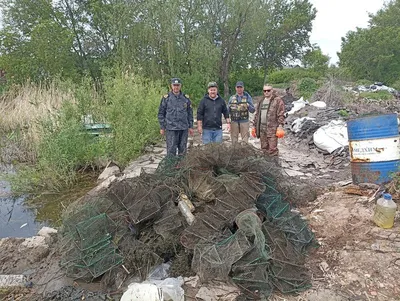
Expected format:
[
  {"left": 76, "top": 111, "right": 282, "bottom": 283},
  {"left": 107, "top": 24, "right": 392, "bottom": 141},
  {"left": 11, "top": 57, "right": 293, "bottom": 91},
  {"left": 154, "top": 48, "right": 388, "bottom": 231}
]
[
  {"left": 197, "top": 82, "right": 230, "bottom": 144},
  {"left": 253, "top": 84, "right": 285, "bottom": 156},
  {"left": 158, "top": 78, "right": 194, "bottom": 156}
]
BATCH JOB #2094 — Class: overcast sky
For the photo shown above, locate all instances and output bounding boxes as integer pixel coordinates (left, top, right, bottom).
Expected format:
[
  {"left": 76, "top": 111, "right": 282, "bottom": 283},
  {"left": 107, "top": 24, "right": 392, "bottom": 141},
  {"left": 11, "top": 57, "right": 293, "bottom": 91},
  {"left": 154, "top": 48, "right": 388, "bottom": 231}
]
[{"left": 309, "top": 0, "right": 387, "bottom": 65}]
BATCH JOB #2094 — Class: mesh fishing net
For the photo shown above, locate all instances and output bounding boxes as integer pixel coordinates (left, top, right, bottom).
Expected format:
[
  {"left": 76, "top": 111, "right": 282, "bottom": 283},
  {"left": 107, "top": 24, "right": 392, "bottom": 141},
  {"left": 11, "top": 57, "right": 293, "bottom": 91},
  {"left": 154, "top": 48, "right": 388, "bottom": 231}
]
[
  {"left": 59, "top": 143, "right": 316, "bottom": 298},
  {"left": 60, "top": 210, "right": 124, "bottom": 281}
]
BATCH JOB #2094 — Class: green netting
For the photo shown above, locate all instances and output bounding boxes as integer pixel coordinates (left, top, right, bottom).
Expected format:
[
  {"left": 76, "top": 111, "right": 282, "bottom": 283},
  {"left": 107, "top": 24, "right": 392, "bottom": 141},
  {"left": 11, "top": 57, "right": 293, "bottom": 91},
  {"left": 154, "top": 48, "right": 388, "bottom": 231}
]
[
  {"left": 62, "top": 204, "right": 101, "bottom": 234},
  {"left": 60, "top": 211, "right": 123, "bottom": 281},
  {"left": 156, "top": 156, "right": 183, "bottom": 179},
  {"left": 58, "top": 143, "right": 316, "bottom": 297},
  {"left": 75, "top": 214, "right": 112, "bottom": 251},
  {"left": 273, "top": 212, "right": 315, "bottom": 253},
  {"left": 256, "top": 184, "right": 290, "bottom": 219},
  {"left": 231, "top": 247, "right": 272, "bottom": 298},
  {"left": 86, "top": 248, "right": 124, "bottom": 278},
  {"left": 64, "top": 242, "right": 123, "bottom": 279},
  {"left": 192, "top": 230, "right": 252, "bottom": 281}
]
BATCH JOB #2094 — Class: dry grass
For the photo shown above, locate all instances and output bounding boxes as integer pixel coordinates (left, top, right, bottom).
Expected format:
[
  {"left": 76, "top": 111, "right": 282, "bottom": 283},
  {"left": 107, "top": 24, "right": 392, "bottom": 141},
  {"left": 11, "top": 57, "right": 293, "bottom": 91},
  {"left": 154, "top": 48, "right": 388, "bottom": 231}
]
[
  {"left": 0, "top": 81, "right": 75, "bottom": 134},
  {"left": 0, "top": 81, "right": 76, "bottom": 162},
  {"left": 310, "top": 77, "right": 350, "bottom": 107}
]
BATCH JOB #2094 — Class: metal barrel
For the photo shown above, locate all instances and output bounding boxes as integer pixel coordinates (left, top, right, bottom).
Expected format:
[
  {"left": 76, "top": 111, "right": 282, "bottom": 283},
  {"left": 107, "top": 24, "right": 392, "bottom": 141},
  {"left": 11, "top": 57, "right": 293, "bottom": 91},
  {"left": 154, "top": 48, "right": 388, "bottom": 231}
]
[{"left": 347, "top": 113, "right": 400, "bottom": 184}]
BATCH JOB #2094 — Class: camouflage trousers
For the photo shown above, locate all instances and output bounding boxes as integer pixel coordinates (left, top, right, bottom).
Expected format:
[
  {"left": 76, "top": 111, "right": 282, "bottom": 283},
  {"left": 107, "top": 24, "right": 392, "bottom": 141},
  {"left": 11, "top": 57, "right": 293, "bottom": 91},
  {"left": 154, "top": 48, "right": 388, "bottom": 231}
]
[
  {"left": 166, "top": 130, "right": 189, "bottom": 156},
  {"left": 260, "top": 125, "right": 278, "bottom": 156}
]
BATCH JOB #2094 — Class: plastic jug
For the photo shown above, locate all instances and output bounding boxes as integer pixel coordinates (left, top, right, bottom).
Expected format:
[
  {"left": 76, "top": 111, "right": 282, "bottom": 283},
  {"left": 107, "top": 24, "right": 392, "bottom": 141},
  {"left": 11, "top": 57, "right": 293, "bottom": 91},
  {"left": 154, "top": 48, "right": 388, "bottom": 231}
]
[{"left": 373, "top": 193, "right": 397, "bottom": 229}]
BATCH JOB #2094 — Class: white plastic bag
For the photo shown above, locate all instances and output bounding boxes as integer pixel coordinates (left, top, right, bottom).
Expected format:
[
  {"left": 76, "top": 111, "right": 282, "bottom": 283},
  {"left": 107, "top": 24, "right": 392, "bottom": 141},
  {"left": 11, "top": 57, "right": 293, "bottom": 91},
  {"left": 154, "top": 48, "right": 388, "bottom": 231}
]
[
  {"left": 120, "top": 283, "right": 163, "bottom": 301},
  {"left": 313, "top": 120, "right": 348, "bottom": 153},
  {"left": 157, "top": 277, "right": 185, "bottom": 301},
  {"left": 148, "top": 262, "right": 171, "bottom": 280},
  {"left": 287, "top": 97, "right": 308, "bottom": 115},
  {"left": 310, "top": 101, "right": 326, "bottom": 109}
]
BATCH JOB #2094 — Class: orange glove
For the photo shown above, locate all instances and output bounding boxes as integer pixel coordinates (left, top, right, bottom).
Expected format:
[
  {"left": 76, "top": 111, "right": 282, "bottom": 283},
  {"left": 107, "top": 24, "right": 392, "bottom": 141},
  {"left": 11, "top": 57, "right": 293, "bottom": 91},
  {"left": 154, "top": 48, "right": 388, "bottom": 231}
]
[
  {"left": 276, "top": 126, "right": 285, "bottom": 138},
  {"left": 251, "top": 127, "right": 256, "bottom": 138}
]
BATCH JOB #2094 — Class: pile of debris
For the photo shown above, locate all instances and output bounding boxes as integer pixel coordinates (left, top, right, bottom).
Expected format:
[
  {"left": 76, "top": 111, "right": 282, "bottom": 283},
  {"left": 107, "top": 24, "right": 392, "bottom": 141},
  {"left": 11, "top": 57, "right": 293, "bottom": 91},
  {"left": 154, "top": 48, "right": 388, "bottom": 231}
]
[
  {"left": 58, "top": 143, "right": 316, "bottom": 299},
  {"left": 284, "top": 98, "right": 350, "bottom": 156},
  {"left": 351, "top": 82, "right": 397, "bottom": 94},
  {"left": 283, "top": 81, "right": 400, "bottom": 159},
  {"left": 342, "top": 82, "right": 400, "bottom": 100}
]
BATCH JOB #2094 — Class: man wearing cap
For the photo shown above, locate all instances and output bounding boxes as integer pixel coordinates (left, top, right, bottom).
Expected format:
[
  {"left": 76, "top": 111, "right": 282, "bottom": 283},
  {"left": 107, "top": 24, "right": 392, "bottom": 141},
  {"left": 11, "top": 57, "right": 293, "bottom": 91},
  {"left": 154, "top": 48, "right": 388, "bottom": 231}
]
[
  {"left": 158, "top": 78, "right": 194, "bottom": 156},
  {"left": 197, "top": 82, "right": 230, "bottom": 144},
  {"left": 253, "top": 84, "right": 285, "bottom": 156},
  {"left": 228, "top": 81, "right": 255, "bottom": 144}
]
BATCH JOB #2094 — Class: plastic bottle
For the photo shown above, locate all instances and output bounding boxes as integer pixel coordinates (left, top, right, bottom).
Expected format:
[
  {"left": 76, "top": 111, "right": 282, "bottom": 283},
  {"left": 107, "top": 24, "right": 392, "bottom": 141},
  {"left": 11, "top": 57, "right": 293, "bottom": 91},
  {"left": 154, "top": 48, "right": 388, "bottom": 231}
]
[
  {"left": 179, "top": 193, "right": 195, "bottom": 212},
  {"left": 178, "top": 200, "right": 195, "bottom": 225},
  {"left": 373, "top": 193, "right": 397, "bottom": 229}
]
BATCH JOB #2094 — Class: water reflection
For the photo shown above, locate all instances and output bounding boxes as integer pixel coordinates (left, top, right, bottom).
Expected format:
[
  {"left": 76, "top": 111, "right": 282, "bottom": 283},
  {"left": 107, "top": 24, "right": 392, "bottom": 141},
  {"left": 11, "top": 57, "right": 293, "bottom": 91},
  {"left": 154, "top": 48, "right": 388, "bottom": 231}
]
[
  {"left": 27, "top": 175, "right": 97, "bottom": 227},
  {"left": 0, "top": 165, "right": 97, "bottom": 238},
  {"left": 0, "top": 174, "right": 47, "bottom": 238}
]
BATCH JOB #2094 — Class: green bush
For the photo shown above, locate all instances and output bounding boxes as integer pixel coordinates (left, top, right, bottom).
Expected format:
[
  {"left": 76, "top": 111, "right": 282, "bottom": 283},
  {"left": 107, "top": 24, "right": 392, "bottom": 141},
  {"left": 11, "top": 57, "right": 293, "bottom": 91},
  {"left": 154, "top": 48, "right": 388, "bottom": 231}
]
[
  {"left": 7, "top": 73, "right": 164, "bottom": 193},
  {"left": 8, "top": 101, "right": 112, "bottom": 192},
  {"left": 338, "top": 109, "right": 350, "bottom": 118},
  {"left": 298, "top": 77, "right": 319, "bottom": 99},
  {"left": 180, "top": 72, "right": 210, "bottom": 107},
  {"left": 272, "top": 83, "right": 291, "bottom": 89},
  {"left": 105, "top": 73, "right": 163, "bottom": 166},
  {"left": 0, "top": 83, "right": 7, "bottom": 96},
  {"left": 267, "top": 68, "right": 320, "bottom": 84},
  {"left": 355, "top": 79, "right": 373, "bottom": 86},
  {"left": 229, "top": 70, "right": 265, "bottom": 96},
  {"left": 391, "top": 79, "right": 400, "bottom": 91},
  {"left": 359, "top": 90, "right": 394, "bottom": 100}
]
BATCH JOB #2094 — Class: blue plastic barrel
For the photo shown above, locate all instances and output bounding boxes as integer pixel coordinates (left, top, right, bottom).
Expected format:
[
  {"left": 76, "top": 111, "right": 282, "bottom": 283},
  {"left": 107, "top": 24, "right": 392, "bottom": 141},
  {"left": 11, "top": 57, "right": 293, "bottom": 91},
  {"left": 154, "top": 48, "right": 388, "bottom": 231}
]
[{"left": 347, "top": 114, "right": 400, "bottom": 184}]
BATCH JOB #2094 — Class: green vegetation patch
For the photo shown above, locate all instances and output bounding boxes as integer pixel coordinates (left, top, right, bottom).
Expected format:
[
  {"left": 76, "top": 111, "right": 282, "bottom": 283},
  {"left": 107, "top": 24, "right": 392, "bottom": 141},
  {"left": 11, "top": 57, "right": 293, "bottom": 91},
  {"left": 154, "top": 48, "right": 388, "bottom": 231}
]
[{"left": 359, "top": 90, "right": 394, "bottom": 101}]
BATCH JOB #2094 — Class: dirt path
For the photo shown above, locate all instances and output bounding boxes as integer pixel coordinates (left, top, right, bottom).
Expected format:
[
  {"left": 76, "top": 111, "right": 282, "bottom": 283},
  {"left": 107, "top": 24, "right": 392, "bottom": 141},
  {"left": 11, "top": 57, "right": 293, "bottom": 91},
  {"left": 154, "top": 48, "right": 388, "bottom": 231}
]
[{"left": 276, "top": 188, "right": 400, "bottom": 301}]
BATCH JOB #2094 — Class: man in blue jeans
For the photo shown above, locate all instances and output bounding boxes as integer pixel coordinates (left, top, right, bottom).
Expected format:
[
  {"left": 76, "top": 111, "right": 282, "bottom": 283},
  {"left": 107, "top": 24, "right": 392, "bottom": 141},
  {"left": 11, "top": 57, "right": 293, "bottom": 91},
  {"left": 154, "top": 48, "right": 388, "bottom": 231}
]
[{"left": 197, "top": 82, "right": 230, "bottom": 144}]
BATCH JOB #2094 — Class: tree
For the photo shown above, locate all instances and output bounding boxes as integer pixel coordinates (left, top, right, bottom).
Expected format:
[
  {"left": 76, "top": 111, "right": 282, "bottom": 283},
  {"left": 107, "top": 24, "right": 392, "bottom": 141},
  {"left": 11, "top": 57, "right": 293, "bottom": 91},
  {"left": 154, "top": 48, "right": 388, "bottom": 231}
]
[
  {"left": 338, "top": 0, "right": 400, "bottom": 84},
  {"left": 205, "top": 0, "right": 257, "bottom": 97},
  {"left": 0, "top": 0, "right": 77, "bottom": 82},
  {"left": 0, "top": 0, "right": 317, "bottom": 91},
  {"left": 302, "top": 45, "right": 330, "bottom": 73},
  {"left": 254, "top": 0, "right": 316, "bottom": 79}
]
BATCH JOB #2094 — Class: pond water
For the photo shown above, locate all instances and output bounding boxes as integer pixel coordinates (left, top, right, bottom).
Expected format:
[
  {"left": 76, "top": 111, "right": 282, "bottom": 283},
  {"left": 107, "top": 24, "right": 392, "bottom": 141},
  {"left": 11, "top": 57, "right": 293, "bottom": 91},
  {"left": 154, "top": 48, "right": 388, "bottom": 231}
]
[{"left": 0, "top": 165, "right": 97, "bottom": 238}]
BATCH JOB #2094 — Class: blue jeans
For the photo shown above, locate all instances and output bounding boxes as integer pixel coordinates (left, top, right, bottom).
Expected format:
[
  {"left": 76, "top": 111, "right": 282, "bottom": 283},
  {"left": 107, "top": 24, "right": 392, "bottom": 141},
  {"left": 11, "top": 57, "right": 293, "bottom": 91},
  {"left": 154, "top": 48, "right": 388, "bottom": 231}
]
[{"left": 202, "top": 129, "right": 223, "bottom": 144}]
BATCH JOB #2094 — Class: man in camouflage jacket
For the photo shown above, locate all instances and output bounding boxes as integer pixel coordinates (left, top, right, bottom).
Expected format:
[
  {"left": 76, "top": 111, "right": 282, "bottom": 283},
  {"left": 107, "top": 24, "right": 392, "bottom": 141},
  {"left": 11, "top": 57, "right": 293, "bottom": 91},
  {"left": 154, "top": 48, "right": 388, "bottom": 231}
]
[{"left": 254, "top": 84, "right": 285, "bottom": 156}]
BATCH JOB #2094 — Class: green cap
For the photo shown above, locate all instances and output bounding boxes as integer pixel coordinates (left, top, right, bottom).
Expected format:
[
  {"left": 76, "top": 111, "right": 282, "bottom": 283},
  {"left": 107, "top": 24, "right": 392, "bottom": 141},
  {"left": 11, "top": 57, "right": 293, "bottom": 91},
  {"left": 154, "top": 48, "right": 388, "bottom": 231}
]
[{"left": 207, "top": 81, "right": 218, "bottom": 88}]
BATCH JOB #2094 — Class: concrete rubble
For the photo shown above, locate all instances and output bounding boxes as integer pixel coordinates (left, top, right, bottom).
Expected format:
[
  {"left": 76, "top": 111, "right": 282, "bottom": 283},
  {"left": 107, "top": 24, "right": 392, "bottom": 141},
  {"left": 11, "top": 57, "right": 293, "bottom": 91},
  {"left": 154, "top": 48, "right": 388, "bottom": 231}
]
[{"left": 0, "top": 275, "right": 28, "bottom": 289}]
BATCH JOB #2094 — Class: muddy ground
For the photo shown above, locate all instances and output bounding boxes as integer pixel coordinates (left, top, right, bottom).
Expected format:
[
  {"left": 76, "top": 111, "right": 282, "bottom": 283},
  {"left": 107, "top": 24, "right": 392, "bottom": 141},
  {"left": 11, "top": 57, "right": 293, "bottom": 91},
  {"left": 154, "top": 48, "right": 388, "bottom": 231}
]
[{"left": 1, "top": 113, "right": 400, "bottom": 300}]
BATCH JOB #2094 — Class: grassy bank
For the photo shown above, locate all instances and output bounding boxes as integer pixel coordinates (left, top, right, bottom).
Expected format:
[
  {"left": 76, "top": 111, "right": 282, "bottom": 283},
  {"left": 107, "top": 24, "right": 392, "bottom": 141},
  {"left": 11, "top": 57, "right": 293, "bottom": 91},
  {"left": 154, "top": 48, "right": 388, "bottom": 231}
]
[{"left": 0, "top": 73, "right": 163, "bottom": 193}]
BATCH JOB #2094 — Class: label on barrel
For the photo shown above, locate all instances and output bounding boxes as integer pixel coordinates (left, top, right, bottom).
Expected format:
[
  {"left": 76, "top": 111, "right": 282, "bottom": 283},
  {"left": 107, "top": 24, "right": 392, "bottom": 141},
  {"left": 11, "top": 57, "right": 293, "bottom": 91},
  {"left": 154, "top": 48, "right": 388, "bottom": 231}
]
[{"left": 350, "top": 137, "right": 400, "bottom": 162}]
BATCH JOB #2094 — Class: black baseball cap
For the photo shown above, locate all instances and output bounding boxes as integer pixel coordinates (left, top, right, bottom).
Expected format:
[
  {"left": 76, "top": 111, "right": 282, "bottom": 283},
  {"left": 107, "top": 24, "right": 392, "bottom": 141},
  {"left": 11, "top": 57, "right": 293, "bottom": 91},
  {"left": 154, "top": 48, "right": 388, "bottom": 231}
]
[
  {"left": 236, "top": 81, "right": 244, "bottom": 87},
  {"left": 171, "top": 78, "right": 182, "bottom": 85}
]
